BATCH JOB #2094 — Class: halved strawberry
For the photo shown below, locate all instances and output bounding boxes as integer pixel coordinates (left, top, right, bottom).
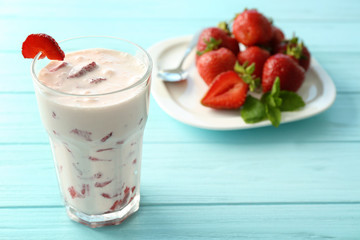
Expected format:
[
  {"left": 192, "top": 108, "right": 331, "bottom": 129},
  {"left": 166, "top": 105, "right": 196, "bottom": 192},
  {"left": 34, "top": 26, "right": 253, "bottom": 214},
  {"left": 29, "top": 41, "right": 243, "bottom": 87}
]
[
  {"left": 22, "top": 33, "right": 65, "bottom": 60},
  {"left": 201, "top": 71, "right": 248, "bottom": 109}
]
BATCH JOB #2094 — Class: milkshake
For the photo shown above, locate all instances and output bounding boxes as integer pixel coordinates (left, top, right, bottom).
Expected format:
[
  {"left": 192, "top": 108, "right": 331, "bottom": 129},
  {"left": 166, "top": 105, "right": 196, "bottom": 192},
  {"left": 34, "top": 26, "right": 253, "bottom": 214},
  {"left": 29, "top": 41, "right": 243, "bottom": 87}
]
[{"left": 30, "top": 37, "right": 152, "bottom": 227}]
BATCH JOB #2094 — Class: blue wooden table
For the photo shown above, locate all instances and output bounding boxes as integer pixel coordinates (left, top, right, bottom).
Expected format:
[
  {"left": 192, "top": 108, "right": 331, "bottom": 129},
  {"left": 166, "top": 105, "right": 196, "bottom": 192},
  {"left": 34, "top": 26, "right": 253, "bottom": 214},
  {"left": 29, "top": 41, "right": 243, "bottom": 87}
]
[{"left": 1, "top": 0, "right": 360, "bottom": 239}]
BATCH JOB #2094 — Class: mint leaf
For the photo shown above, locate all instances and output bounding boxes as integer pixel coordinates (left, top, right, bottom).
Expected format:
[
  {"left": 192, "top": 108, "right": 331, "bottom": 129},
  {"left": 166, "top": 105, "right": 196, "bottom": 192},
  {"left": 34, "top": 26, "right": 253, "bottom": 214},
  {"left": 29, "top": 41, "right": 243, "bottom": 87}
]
[
  {"left": 270, "top": 76, "right": 281, "bottom": 100},
  {"left": 261, "top": 77, "right": 282, "bottom": 108},
  {"left": 265, "top": 105, "right": 281, "bottom": 127},
  {"left": 240, "top": 76, "right": 306, "bottom": 128},
  {"left": 241, "top": 95, "right": 267, "bottom": 123},
  {"left": 279, "top": 91, "right": 305, "bottom": 111}
]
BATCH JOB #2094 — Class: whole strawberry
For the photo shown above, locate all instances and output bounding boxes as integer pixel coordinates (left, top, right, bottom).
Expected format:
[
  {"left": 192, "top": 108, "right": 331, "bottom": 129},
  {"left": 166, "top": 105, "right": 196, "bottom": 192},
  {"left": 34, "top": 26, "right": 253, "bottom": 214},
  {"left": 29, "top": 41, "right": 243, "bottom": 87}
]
[
  {"left": 201, "top": 71, "right": 248, "bottom": 109},
  {"left": 232, "top": 9, "right": 272, "bottom": 46},
  {"left": 262, "top": 53, "right": 305, "bottom": 92},
  {"left": 196, "top": 47, "right": 237, "bottom": 85},
  {"left": 237, "top": 46, "right": 270, "bottom": 79},
  {"left": 264, "top": 25, "right": 285, "bottom": 53},
  {"left": 275, "top": 37, "right": 311, "bottom": 71},
  {"left": 270, "top": 26, "right": 285, "bottom": 47},
  {"left": 196, "top": 27, "right": 240, "bottom": 60}
]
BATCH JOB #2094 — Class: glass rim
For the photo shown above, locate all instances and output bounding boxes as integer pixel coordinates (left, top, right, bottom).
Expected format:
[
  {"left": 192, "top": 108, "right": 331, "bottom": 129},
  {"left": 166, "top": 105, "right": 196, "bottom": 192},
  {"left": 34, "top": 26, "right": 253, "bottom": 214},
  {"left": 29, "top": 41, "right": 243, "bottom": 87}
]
[{"left": 31, "top": 36, "right": 153, "bottom": 97}]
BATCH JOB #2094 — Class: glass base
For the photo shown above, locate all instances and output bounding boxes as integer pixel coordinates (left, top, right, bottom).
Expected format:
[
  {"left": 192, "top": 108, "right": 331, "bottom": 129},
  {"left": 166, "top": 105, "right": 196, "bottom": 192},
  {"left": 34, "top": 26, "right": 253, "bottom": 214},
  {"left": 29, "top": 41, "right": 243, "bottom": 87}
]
[{"left": 66, "top": 195, "right": 140, "bottom": 228}]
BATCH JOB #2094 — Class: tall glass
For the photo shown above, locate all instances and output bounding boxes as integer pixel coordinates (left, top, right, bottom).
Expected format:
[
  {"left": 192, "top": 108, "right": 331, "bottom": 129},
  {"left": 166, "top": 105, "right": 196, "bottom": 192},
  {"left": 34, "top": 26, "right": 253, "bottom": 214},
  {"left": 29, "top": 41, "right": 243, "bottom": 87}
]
[{"left": 31, "top": 37, "right": 152, "bottom": 227}]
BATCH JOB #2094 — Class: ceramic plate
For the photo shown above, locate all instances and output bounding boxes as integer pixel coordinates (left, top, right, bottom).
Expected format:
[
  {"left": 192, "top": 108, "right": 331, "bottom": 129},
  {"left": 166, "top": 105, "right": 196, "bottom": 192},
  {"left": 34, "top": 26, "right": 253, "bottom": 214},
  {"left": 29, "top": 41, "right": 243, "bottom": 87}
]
[{"left": 148, "top": 35, "right": 336, "bottom": 130}]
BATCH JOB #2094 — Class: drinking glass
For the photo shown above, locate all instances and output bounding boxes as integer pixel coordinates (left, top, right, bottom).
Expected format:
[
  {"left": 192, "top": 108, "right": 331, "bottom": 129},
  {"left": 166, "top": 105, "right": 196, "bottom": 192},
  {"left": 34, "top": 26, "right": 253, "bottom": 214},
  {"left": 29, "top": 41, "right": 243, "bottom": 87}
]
[{"left": 31, "top": 36, "right": 152, "bottom": 227}]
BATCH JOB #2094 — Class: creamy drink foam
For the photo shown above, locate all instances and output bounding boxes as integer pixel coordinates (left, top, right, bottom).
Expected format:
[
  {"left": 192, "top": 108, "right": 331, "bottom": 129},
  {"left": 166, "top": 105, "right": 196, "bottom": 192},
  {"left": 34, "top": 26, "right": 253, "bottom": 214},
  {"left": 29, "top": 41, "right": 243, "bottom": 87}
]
[{"left": 35, "top": 48, "right": 150, "bottom": 217}]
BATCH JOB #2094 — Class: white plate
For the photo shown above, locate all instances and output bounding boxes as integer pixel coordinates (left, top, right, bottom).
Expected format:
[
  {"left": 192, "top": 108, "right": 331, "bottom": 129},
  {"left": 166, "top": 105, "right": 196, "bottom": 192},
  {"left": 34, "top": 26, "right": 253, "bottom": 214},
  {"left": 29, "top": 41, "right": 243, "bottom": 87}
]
[{"left": 148, "top": 35, "right": 337, "bottom": 130}]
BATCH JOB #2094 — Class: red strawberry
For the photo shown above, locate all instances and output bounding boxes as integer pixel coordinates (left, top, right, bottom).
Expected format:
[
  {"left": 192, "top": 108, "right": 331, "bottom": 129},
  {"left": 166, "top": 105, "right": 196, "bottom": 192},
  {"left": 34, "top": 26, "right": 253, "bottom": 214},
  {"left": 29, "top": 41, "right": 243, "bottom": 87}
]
[
  {"left": 275, "top": 37, "right": 311, "bottom": 71},
  {"left": 262, "top": 25, "right": 285, "bottom": 53},
  {"left": 196, "top": 27, "right": 240, "bottom": 60},
  {"left": 262, "top": 53, "right": 305, "bottom": 92},
  {"left": 196, "top": 47, "right": 237, "bottom": 85},
  {"left": 22, "top": 33, "right": 65, "bottom": 60},
  {"left": 237, "top": 46, "right": 270, "bottom": 79},
  {"left": 269, "top": 26, "right": 285, "bottom": 49},
  {"left": 232, "top": 9, "right": 272, "bottom": 46},
  {"left": 201, "top": 71, "right": 248, "bottom": 109}
]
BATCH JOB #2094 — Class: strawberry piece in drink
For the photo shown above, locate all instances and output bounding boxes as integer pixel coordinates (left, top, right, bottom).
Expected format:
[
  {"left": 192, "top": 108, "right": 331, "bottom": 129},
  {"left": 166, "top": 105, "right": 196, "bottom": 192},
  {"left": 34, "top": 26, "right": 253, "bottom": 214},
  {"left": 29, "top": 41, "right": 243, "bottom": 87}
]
[
  {"left": 49, "top": 62, "right": 68, "bottom": 72},
  {"left": 100, "top": 132, "right": 113, "bottom": 142},
  {"left": 94, "top": 180, "right": 113, "bottom": 188},
  {"left": 88, "top": 156, "right": 112, "bottom": 162},
  {"left": 67, "top": 62, "right": 97, "bottom": 78},
  {"left": 70, "top": 128, "right": 92, "bottom": 141},
  {"left": 90, "top": 77, "right": 107, "bottom": 84}
]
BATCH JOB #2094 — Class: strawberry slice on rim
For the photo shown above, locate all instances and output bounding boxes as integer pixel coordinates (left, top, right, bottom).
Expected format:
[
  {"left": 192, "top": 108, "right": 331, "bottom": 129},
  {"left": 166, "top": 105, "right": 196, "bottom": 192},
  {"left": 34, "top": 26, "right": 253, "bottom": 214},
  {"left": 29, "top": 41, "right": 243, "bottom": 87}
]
[
  {"left": 201, "top": 71, "right": 249, "bottom": 109},
  {"left": 22, "top": 33, "right": 65, "bottom": 60}
]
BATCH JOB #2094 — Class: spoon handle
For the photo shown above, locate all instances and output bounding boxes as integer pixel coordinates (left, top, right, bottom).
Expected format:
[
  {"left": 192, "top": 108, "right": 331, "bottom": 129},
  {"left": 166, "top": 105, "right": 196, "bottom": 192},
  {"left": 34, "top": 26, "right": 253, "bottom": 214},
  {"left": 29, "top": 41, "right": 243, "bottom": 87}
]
[{"left": 177, "top": 31, "right": 201, "bottom": 68}]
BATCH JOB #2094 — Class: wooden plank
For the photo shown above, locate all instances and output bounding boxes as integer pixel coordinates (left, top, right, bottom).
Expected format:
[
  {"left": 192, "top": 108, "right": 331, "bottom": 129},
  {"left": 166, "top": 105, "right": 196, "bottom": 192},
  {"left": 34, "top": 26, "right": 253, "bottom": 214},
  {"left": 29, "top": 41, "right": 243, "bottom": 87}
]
[
  {"left": 0, "top": 93, "right": 359, "bottom": 144},
  {"left": 2, "top": 19, "right": 360, "bottom": 53},
  {"left": 0, "top": 204, "right": 359, "bottom": 239},
  {"left": 0, "top": 142, "right": 359, "bottom": 207},
  {"left": 1, "top": 0, "right": 360, "bottom": 21}
]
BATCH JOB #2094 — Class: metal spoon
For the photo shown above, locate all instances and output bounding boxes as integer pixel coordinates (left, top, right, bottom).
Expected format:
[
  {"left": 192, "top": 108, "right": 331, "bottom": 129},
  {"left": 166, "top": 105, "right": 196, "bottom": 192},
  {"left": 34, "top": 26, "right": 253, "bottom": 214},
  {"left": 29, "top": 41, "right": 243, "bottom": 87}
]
[{"left": 157, "top": 32, "right": 200, "bottom": 82}]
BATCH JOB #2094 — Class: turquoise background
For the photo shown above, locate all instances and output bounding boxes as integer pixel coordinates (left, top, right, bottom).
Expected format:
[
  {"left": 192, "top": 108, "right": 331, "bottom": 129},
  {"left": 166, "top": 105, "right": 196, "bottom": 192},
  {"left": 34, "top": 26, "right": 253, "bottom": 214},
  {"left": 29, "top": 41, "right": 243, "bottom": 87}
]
[{"left": 1, "top": 0, "right": 360, "bottom": 239}]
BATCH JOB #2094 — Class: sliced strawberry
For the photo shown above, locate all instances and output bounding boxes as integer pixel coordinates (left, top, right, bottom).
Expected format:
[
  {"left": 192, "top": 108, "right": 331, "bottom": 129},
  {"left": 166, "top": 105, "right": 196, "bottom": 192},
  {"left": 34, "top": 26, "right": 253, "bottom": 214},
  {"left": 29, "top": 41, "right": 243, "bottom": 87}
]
[
  {"left": 22, "top": 34, "right": 65, "bottom": 60},
  {"left": 201, "top": 71, "right": 248, "bottom": 109}
]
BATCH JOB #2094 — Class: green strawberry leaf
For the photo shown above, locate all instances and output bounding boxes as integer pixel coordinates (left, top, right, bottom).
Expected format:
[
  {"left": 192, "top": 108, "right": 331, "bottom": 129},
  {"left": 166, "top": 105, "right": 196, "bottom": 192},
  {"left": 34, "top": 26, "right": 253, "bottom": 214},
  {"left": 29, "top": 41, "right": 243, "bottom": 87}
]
[
  {"left": 245, "top": 63, "right": 255, "bottom": 75},
  {"left": 234, "top": 62, "right": 260, "bottom": 92},
  {"left": 217, "top": 21, "right": 231, "bottom": 35},
  {"left": 196, "top": 37, "right": 222, "bottom": 56},
  {"left": 234, "top": 61, "right": 246, "bottom": 74},
  {"left": 241, "top": 95, "right": 267, "bottom": 123},
  {"left": 286, "top": 36, "right": 304, "bottom": 60},
  {"left": 279, "top": 91, "right": 305, "bottom": 111},
  {"left": 265, "top": 104, "right": 281, "bottom": 127}
]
